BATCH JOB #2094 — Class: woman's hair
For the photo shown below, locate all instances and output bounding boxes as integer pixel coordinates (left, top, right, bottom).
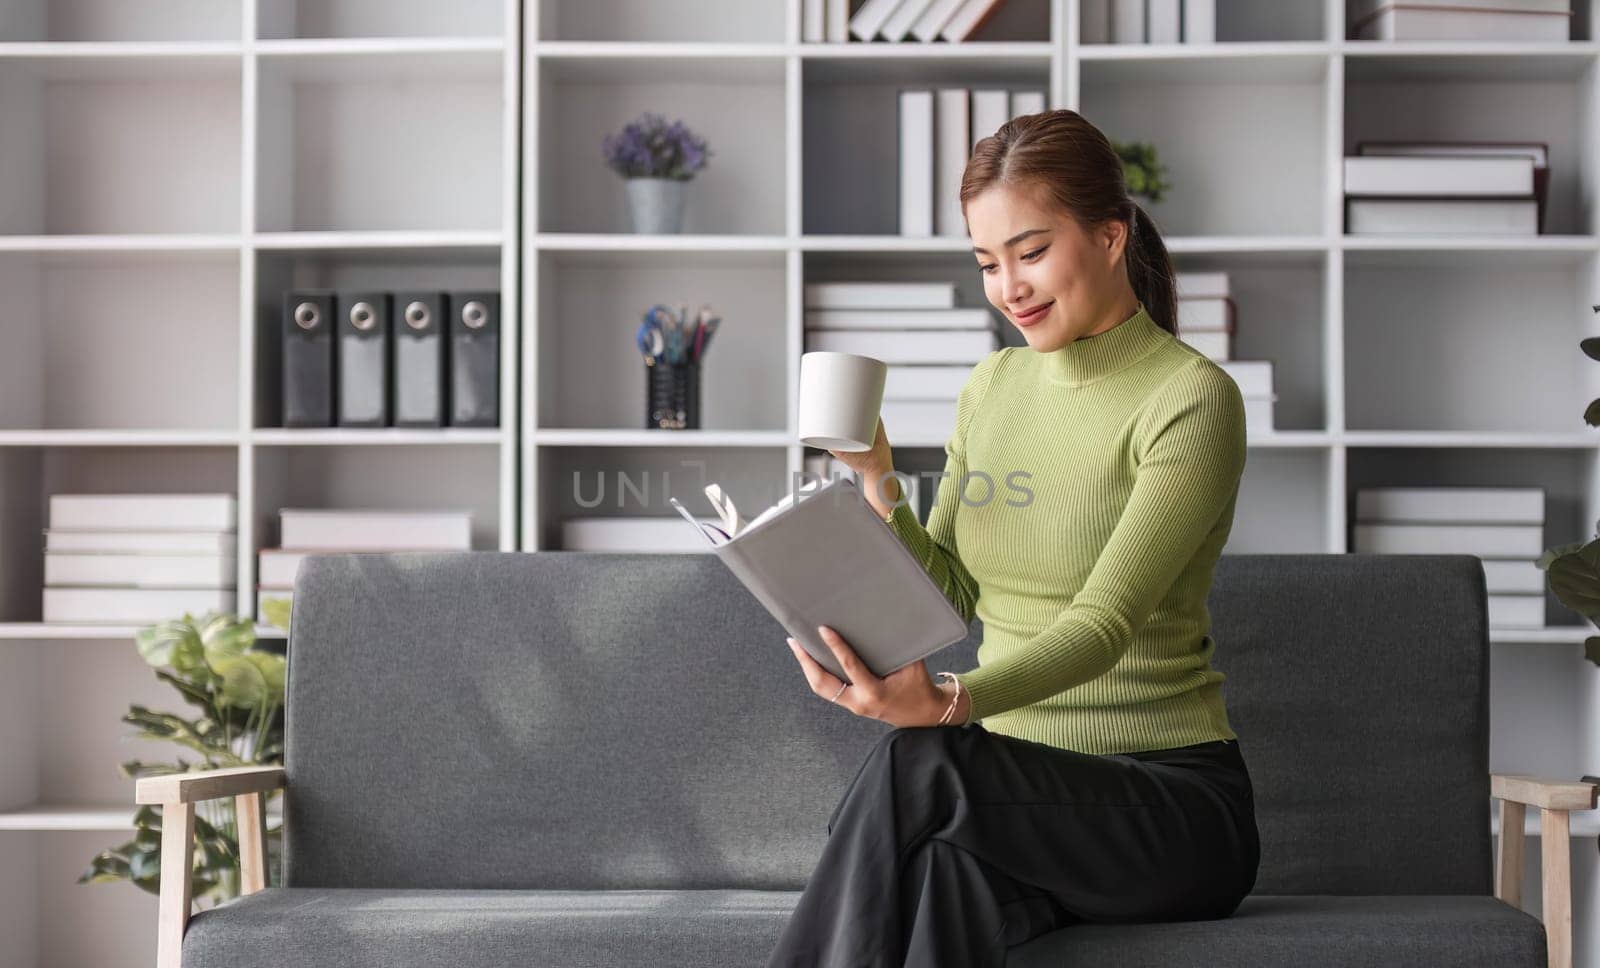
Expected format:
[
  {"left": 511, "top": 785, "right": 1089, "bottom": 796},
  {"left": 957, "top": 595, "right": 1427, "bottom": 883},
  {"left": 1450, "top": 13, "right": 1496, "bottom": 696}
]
[{"left": 960, "top": 109, "right": 1178, "bottom": 335}]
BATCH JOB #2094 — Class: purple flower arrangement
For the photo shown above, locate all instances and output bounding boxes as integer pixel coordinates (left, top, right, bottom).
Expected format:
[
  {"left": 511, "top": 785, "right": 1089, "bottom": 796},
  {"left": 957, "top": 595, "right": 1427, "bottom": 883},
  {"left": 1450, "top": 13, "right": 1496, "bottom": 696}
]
[{"left": 602, "top": 112, "right": 712, "bottom": 181}]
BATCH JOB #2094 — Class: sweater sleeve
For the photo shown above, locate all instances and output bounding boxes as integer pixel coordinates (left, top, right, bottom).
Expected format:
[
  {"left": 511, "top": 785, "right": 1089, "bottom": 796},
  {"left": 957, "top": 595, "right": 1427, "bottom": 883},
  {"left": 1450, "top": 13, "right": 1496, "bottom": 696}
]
[
  {"left": 953, "top": 360, "right": 1248, "bottom": 726},
  {"left": 882, "top": 348, "right": 1007, "bottom": 626}
]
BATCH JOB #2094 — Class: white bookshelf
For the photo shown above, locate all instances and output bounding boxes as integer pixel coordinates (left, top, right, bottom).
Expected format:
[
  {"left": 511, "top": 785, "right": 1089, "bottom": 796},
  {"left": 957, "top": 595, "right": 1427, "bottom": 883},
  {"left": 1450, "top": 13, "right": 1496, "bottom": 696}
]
[
  {"left": 0, "top": 0, "right": 521, "bottom": 965},
  {"left": 519, "top": 0, "right": 1600, "bottom": 964}
]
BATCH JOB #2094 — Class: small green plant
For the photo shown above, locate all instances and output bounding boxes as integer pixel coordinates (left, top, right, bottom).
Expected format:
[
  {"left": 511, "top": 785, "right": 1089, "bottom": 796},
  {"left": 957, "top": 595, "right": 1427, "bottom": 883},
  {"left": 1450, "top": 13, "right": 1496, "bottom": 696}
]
[
  {"left": 1114, "top": 140, "right": 1171, "bottom": 204},
  {"left": 1538, "top": 308, "right": 1600, "bottom": 671},
  {"left": 80, "top": 603, "right": 291, "bottom": 910}
]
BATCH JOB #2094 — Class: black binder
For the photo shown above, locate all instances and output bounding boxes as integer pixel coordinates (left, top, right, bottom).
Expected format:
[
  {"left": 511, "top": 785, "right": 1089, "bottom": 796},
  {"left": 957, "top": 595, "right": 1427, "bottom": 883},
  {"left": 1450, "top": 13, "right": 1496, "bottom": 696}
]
[
  {"left": 283, "top": 290, "right": 336, "bottom": 428},
  {"left": 393, "top": 291, "right": 447, "bottom": 427},
  {"left": 448, "top": 290, "right": 499, "bottom": 427},
  {"left": 337, "top": 291, "right": 391, "bottom": 427}
]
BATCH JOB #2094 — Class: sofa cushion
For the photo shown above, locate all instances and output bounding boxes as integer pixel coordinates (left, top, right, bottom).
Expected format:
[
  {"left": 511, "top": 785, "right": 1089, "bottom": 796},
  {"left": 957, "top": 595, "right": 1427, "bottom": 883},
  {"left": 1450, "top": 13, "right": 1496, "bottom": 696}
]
[{"left": 181, "top": 890, "right": 1545, "bottom": 968}]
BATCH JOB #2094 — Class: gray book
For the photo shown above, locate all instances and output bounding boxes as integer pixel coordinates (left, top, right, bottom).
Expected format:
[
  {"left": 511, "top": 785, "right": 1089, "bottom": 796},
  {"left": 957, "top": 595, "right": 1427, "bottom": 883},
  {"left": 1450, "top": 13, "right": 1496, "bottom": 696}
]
[{"left": 670, "top": 476, "right": 970, "bottom": 684}]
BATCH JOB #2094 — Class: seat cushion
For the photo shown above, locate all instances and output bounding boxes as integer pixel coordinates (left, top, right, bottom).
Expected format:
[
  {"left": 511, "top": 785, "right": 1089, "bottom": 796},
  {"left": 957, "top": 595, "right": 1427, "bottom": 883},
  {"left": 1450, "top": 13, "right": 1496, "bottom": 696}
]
[
  {"left": 181, "top": 887, "right": 800, "bottom": 968},
  {"left": 1008, "top": 895, "right": 1547, "bottom": 968},
  {"left": 184, "top": 889, "right": 1547, "bottom": 968}
]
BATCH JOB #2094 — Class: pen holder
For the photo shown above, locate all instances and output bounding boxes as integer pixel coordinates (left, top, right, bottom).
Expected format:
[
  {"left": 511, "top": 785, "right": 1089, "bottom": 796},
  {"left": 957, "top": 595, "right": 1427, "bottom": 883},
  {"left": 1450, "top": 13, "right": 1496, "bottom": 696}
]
[{"left": 645, "top": 359, "right": 701, "bottom": 430}]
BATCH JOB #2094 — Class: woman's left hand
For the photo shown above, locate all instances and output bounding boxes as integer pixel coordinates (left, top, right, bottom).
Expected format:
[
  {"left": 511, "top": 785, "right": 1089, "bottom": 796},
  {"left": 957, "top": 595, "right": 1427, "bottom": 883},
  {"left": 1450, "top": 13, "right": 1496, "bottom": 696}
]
[{"left": 787, "top": 625, "right": 954, "bottom": 728}]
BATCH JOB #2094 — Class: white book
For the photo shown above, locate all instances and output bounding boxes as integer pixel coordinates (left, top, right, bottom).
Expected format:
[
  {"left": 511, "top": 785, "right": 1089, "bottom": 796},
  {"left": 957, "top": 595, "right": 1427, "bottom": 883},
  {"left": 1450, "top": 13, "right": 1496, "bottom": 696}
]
[
  {"left": 1184, "top": 0, "right": 1216, "bottom": 42},
  {"left": 1343, "top": 156, "right": 1535, "bottom": 197},
  {"left": 44, "top": 529, "right": 237, "bottom": 554},
  {"left": 1175, "top": 271, "right": 1230, "bottom": 299},
  {"left": 1216, "top": 360, "right": 1273, "bottom": 397},
  {"left": 278, "top": 509, "right": 473, "bottom": 551},
  {"left": 1177, "top": 297, "right": 1231, "bottom": 331},
  {"left": 1242, "top": 396, "right": 1274, "bottom": 432},
  {"left": 258, "top": 548, "right": 336, "bottom": 588},
  {"left": 1148, "top": 0, "right": 1180, "bottom": 42},
  {"left": 1177, "top": 329, "right": 1230, "bottom": 360},
  {"left": 827, "top": 0, "right": 851, "bottom": 42},
  {"left": 1009, "top": 89, "right": 1046, "bottom": 117},
  {"left": 50, "top": 493, "right": 237, "bottom": 531},
  {"left": 850, "top": 0, "right": 906, "bottom": 41},
  {"left": 911, "top": 0, "right": 968, "bottom": 41},
  {"left": 560, "top": 517, "right": 719, "bottom": 554},
  {"left": 1347, "top": 198, "right": 1538, "bottom": 236},
  {"left": 1112, "top": 0, "right": 1146, "bottom": 42},
  {"left": 971, "top": 89, "right": 1009, "bottom": 148},
  {"left": 935, "top": 88, "right": 970, "bottom": 237},
  {"left": 884, "top": 364, "right": 974, "bottom": 399},
  {"left": 1354, "top": 487, "right": 1544, "bottom": 524},
  {"left": 804, "top": 0, "right": 825, "bottom": 42},
  {"left": 1352, "top": 523, "right": 1544, "bottom": 557},
  {"left": 940, "top": 0, "right": 1004, "bottom": 41},
  {"left": 1353, "top": 6, "right": 1569, "bottom": 41},
  {"left": 1352, "top": 0, "right": 1569, "bottom": 13},
  {"left": 1488, "top": 594, "right": 1545, "bottom": 628},
  {"left": 805, "top": 282, "right": 957, "bottom": 309},
  {"left": 806, "top": 308, "right": 995, "bottom": 329},
  {"left": 881, "top": 399, "right": 959, "bottom": 440},
  {"left": 44, "top": 587, "right": 237, "bottom": 625},
  {"left": 1359, "top": 141, "right": 1547, "bottom": 169},
  {"left": 899, "top": 90, "right": 935, "bottom": 236},
  {"left": 1481, "top": 559, "right": 1545, "bottom": 595},
  {"left": 45, "top": 552, "right": 235, "bottom": 589},
  {"left": 805, "top": 328, "right": 998, "bottom": 364},
  {"left": 1082, "top": 0, "right": 1111, "bottom": 42},
  {"left": 882, "top": 0, "right": 936, "bottom": 41}
]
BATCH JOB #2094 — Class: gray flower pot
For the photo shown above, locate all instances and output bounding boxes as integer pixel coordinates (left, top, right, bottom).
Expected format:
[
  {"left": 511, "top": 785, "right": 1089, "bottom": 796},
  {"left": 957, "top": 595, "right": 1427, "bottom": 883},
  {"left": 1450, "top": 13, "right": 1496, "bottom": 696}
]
[{"left": 624, "top": 177, "right": 687, "bottom": 234}]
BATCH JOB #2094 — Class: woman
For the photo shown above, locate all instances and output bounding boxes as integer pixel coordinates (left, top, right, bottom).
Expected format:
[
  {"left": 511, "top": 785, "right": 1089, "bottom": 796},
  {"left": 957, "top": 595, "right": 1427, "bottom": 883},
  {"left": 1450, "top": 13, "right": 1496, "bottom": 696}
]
[{"left": 766, "top": 108, "right": 1260, "bottom": 967}]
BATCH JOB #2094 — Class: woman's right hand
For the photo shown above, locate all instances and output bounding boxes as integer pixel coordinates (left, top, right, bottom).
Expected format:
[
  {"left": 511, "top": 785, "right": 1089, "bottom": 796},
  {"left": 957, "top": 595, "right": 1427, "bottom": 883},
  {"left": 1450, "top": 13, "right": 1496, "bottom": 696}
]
[{"left": 827, "top": 417, "right": 901, "bottom": 516}]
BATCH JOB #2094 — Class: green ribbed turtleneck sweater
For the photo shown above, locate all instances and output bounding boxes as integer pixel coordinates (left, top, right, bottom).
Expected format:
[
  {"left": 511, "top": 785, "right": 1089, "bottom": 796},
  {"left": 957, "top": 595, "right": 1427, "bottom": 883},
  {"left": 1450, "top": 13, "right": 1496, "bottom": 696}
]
[{"left": 884, "top": 305, "right": 1248, "bottom": 755}]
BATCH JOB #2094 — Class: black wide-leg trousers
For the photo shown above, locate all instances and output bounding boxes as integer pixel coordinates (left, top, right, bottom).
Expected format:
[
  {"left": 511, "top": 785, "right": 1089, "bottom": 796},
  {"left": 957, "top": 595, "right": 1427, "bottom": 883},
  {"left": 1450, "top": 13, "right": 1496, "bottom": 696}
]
[{"left": 765, "top": 722, "right": 1261, "bottom": 968}]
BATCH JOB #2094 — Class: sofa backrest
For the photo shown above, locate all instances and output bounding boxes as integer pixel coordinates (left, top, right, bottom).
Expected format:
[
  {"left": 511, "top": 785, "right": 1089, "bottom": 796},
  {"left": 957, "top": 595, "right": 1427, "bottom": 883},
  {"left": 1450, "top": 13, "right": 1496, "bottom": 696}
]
[{"left": 281, "top": 551, "right": 1491, "bottom": 896}]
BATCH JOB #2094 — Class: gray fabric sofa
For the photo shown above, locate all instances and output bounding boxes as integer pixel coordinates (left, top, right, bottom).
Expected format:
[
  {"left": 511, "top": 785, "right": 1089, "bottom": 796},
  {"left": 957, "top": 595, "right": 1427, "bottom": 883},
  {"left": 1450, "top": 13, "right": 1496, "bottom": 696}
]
[{"left": 136, "top": 552, "right": 1598, "bottom": 967}]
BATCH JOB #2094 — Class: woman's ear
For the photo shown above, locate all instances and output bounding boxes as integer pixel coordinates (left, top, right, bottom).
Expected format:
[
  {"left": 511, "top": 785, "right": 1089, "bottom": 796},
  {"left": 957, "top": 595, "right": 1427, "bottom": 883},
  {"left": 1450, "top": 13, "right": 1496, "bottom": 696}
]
[{"left": 1101, "top": 218, "right": 1129, "bottom": 268}]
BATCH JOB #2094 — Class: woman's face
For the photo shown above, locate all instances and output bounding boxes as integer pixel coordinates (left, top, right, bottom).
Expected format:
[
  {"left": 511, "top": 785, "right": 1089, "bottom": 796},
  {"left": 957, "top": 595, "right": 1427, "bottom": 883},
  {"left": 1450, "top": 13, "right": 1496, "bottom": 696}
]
[{"left": 966, "top": 183, "right": 1130, "bottom": 351}]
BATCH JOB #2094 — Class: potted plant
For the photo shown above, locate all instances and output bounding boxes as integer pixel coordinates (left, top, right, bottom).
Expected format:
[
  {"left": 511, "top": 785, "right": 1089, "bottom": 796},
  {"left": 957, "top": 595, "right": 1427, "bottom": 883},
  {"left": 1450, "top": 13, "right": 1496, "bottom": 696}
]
[
  {"left": 1114, "top": 139, "right": 1171, "bottom": 204},
  {"left": 602, "top": 111, "right": 711, "bottom": 234},
  {"left": 1538, "top": 306, "right": 1600, "bottom": 671},
  {"left": 80, "top": 605, "right": 289, "bottom": 909}
]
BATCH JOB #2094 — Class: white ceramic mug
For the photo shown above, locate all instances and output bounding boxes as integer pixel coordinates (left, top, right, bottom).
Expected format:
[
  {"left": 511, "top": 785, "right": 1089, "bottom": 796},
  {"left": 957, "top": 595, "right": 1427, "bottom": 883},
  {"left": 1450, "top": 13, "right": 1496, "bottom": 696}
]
[{"left": 798, "top": 351, "right": 887, "bottom": 452}]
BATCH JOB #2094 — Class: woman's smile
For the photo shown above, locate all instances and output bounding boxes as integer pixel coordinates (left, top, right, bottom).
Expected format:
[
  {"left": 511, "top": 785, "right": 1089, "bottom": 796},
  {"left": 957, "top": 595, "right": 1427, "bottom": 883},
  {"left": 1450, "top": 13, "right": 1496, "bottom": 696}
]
[{"left": 1013, "top": 300, "right": 1054, "bottom": 327}]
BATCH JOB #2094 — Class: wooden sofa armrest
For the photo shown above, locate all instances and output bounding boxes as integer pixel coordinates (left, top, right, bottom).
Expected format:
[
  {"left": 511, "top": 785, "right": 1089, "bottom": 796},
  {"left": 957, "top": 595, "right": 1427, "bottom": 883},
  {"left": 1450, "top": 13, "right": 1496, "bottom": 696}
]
[
  {"left": 135, "top": 766, "right": 287, "bottom": 968},
  {"left": 1490, "top": 773, "right": 1599, "bottom": 968}
]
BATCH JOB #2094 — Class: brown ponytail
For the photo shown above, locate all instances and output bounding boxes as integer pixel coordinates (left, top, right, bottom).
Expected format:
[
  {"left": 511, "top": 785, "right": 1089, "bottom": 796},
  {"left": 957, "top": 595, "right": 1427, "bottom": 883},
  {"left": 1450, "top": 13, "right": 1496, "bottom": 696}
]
[{"left": 961, "top": 109, "right": 1179, "bottom": 335}]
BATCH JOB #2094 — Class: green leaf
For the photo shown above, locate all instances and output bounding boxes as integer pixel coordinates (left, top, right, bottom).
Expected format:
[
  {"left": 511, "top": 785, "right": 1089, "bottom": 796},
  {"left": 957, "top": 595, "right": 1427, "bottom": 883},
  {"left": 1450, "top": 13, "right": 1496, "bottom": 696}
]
[
  {"left": 1586, "top": 637, "right": 1600, "bottom": 667},
  {"left": 1546, "top": 540, "right": 1600, "bottom": 621},
  {"left": 135, "top": 619, "right": 205, "bottom": 673},
  {"left": 212, "top": 655, "right": 268, "bottom": 707},
  {"left": 199, "top": 612, "right": 255, "bottom": 666},
  {"left": 1537, "top": 542, "right": 1588, "bottom": 571},
  {"left": 1582, "top": 336, "right": 1600, "bottom": 362},
  {"left": 154, "top": 669, "right": 216, "bottom": 712},
  {"left": 260, "top": 597, "right": 292, "bottom": 631},
  {"left": 244, "top": 652, "right": 287, "bottom": 704},
  {"left": 1586, "top": 398, "right": 1600, "bottom": 428}
]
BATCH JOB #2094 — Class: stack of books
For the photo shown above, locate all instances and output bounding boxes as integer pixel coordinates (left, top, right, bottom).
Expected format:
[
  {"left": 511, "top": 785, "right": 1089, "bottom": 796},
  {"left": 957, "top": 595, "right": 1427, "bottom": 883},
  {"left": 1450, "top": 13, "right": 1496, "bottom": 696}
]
[
  {"left": 255, "top": 508, "right": 473, "bottom": 623},
  {"left": 807, "top": 0, "right": 1010, "bottom": 43},
  {"left": 1352, "top": 486, "right": 1548, "bottom": 628},
  {"left": 804, "top": 280, "right": 997, "bottom": 442},
  {"left": 1082, "top": 0, "right": 1216, "bottom": 43},
  {"left": 899, "top": 88, "right": 1047, "bottom": 237},
  {"left": 42, "top": 493, "right": 238, "bottom": 624},
  {"left": 1344, "top": 142, "right": 1548, "bottom": 236},
  {"left": 1349, "top": 0, "right": 1571, "bottom": 42},
  {"left": 1174, "top": 271, "right": 1276, "bottom": 433}
]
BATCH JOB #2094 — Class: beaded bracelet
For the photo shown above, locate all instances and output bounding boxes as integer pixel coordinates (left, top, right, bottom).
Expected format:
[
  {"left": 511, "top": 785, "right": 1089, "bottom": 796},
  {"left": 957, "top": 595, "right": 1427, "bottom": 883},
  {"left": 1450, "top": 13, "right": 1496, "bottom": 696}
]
[{"left": 935, "top": 672, "right": 963, "bottom": 726}]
